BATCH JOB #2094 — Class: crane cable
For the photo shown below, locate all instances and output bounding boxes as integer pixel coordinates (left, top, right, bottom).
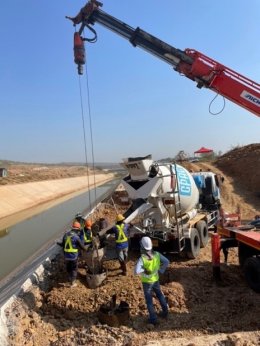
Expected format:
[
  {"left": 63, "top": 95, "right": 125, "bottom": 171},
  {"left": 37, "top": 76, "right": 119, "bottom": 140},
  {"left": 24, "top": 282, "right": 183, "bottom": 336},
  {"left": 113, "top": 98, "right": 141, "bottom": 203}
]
[
  {"left": 78, "top": 75, "right": 92, "bottom": 210},
  {"left": 84, "top": 63, "right": 98, "bottom": 210},
  {"left": 75, "top": 28, "right": 100, "bottom": 221}
]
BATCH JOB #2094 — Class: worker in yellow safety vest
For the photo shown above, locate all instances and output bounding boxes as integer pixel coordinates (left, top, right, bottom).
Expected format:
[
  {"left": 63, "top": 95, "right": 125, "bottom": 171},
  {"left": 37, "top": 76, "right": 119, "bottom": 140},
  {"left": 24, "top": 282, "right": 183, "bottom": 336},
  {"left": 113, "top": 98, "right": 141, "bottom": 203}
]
[
  {"left": 58, "top": 221, "right": 89, "bottom": 287},
  {"left": 80, "top": 219, "right": 93, "bottom": 250},
  {"left": 135, "top": 236, "right": 169, "bottom": 325},
  {"left": 106, "top": 214, "right": 130, "bottom": 275}
]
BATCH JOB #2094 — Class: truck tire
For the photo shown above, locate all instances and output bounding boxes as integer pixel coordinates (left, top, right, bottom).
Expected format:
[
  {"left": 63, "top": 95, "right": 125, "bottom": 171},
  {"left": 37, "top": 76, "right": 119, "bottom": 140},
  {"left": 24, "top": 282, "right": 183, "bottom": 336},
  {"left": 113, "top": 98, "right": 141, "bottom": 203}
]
[
  {"left": 196, "top": 220, "right": 208, "bottom": 248},
  {"left": 186, "top": 228, "right": 201, "bottom": 259},
  {"left": 243, "top": 257, "right": 260, "bottom": 293},
  {"left": 238, "top": 243, "right": 256, "bottom": 268}
]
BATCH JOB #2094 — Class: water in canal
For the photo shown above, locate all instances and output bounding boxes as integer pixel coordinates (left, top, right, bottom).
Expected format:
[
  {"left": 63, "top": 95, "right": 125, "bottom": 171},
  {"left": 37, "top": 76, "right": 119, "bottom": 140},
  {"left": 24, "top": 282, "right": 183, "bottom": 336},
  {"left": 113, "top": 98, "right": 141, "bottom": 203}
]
[{"left": 0, "top": 179, "right": 120, "bottom": 282}]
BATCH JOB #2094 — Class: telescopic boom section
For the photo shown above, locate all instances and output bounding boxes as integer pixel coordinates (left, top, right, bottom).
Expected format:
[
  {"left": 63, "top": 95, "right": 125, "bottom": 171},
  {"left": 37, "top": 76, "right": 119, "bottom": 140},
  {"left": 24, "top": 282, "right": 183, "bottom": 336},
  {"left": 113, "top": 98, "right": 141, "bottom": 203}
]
[{"left": 67, "top": 0, "right": 260, "bottom": 117}]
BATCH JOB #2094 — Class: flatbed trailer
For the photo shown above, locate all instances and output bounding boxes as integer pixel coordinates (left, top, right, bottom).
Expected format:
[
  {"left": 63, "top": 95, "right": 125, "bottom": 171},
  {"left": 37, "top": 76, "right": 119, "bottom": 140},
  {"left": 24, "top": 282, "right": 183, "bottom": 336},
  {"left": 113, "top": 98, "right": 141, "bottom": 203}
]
[{"left": 218, "top": 224, "right": 260, "bottom": 292}]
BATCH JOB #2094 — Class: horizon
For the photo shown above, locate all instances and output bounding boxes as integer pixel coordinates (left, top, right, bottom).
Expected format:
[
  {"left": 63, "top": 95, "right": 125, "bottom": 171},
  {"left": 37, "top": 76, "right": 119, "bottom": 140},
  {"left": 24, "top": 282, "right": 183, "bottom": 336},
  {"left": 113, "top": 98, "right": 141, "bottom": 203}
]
[{"left": 1, "top": 142, "right": 259, "bottom": 166}]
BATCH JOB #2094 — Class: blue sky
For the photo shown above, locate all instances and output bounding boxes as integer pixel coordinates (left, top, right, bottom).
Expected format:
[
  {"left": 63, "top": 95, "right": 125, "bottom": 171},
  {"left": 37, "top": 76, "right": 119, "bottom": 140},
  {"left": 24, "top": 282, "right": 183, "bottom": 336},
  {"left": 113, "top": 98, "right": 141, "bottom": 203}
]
[{"left": 0, "top": 1, "right": 259, "bottom": 163}]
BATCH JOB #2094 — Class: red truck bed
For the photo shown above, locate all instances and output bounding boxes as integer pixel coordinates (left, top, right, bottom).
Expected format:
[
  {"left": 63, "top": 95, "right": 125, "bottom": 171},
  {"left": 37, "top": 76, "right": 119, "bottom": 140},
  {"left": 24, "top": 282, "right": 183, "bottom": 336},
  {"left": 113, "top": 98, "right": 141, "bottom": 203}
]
[{"left": 218, "top": 225, "right": 260, "bottom": 251}]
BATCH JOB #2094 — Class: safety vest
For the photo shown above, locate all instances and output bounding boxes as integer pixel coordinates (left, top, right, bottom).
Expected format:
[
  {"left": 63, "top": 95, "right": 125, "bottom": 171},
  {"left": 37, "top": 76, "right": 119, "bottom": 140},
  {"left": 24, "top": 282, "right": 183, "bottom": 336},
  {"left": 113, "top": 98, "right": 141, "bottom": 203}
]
[
  {"left": 64, "top": 234, "right": 78, "bottom": 253},
  {"left": 115, "top": 224, "right": 128, "bottom": 243},
  {"left": 141, "top": 252, "right": 160, "bottom": 283},
  {"left": 83, "top": 228, "right": 93, "bottom": 244}
]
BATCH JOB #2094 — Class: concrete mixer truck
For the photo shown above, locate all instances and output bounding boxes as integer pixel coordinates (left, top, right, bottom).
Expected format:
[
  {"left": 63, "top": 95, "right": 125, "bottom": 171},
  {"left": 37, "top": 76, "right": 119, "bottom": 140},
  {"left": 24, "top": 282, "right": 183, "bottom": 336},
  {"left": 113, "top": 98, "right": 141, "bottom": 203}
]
[{"left": 121, "top": 155, "right": 220, "bottom": 259}]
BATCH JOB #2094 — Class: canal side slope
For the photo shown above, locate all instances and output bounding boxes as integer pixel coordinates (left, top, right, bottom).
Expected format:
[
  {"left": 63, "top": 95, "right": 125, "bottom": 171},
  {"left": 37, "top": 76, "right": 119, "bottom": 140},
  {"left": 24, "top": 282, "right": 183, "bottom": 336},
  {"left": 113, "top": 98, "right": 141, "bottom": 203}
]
[{"left": 0, "top": 173, "right": 115, "bottom": 229}]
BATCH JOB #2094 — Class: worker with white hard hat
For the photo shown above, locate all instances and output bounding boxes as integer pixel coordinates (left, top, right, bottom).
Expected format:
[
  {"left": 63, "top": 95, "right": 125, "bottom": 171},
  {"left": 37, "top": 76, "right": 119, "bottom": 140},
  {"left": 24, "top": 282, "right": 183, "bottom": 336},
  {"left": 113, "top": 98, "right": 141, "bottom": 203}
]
[{"left": 134, "top": 236, "right": 169, "bottom": 326}]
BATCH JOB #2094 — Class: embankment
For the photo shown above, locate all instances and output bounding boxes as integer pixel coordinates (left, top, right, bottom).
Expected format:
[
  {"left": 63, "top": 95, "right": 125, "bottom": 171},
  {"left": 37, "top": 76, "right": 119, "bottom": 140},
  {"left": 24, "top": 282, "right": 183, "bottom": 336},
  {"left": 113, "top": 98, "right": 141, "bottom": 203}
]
[{"left": 0, "top": 173, "right": 115, "bottom": 229}]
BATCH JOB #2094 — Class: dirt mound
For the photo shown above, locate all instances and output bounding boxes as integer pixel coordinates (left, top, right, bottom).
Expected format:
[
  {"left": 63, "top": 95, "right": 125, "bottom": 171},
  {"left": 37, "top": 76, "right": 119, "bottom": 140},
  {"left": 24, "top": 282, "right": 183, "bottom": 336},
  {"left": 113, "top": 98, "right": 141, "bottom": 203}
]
[
  {"left": 215, "top": 144, "right": 260, "bottom": 198},
  {"left": 214, "top": 144, "right": 260, "bottom": 217}
]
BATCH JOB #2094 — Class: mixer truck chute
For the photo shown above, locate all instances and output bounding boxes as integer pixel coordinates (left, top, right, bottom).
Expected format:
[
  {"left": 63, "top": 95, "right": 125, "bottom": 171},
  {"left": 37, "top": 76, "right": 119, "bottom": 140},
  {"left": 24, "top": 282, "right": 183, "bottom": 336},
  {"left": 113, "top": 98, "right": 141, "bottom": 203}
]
[
  {"left": 120, "top": 156, "right": 220, "bottom": 259},
  {"left": 66, "top": 0, "right": 260, "bottom": 117}
]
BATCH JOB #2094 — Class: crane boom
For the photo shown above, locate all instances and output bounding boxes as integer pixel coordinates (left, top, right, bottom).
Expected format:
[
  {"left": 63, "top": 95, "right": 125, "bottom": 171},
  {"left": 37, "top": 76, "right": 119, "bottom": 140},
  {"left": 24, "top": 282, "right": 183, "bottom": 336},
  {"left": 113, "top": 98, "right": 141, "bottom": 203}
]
[{"left": 67, "top": 1, "right": 260, "bottom": 117}]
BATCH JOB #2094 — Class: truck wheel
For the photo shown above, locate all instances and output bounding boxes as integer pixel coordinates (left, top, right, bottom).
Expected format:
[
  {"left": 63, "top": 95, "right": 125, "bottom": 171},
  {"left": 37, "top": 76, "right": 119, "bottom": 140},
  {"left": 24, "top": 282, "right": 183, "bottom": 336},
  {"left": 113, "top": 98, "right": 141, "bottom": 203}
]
[
  {"left": 243, "top": 257, "right": 260, "bottom": 293},
  {"left": 186, "top": 228, "right": 201, "bottom": 259},
  {"left": 196, "top": 220, "right": 208, "bottom": 248},
  {"left": 238, "top": 243, "right": 256, "bottom": 268}
]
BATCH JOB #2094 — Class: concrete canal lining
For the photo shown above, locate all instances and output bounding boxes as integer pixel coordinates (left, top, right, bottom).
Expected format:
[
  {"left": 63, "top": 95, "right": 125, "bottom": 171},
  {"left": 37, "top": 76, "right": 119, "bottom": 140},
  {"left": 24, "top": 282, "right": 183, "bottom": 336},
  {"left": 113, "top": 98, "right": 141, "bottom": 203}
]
[
  {"left": 0, "top": 179, "right": 120, "bottom": 344},
  {"left": 0, "top": 173, "right": 114, "bottom": 230}
]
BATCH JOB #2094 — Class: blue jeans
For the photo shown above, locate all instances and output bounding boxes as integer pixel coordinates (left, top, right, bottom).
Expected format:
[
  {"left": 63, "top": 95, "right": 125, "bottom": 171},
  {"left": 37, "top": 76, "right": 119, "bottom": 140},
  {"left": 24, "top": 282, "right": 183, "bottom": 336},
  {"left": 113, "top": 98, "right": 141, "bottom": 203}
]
[
  {"left": 116, "top": 247, "right": 128, "bottom": 263},
  {"left": 142, "top": 281, "right": 168, "bottom": 323}
]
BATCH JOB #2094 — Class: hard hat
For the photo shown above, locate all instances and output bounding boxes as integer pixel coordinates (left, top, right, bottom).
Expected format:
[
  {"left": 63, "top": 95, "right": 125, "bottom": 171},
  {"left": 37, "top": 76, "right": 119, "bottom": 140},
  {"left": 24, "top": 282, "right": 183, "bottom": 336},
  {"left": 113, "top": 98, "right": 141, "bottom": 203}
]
[
  {"left": 140, "top": 236, "right": 153, "bottom": 250},
  {"left": 75, "top": 212, "right": 83, "bottom": 219},
  {"left": 72, "top": 221, "right": 81, "bottom": 230},
  {"left": 116, "top": 214, "right": 125, "bottom": 222},
  {"left": 85, "top": 219, "right": 92, "bottom": 228}
]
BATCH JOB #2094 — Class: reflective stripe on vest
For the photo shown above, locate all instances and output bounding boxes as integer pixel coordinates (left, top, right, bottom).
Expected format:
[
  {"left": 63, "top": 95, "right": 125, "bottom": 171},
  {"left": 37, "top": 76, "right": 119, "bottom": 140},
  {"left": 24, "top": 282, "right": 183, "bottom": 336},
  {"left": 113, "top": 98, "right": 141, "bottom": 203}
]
[
  {"left": 141, "top": 252, "right": 160, "bottom": 283},
  {"left": 115, "top": 224, "right": 128, "bottom": 243},
  {"left": 83, "top": 229, "right": 93, "bottom": 243},
  {"left": 64, "top": 235, "right": 78, "bottom": 253}
]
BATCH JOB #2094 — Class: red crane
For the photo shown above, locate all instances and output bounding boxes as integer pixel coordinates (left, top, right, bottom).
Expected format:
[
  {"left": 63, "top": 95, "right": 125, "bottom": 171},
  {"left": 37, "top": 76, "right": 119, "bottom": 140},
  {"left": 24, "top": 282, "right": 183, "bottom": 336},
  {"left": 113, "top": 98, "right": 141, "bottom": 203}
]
[{"left": 67, "top": 0, "right": 260, "bottom": 117}]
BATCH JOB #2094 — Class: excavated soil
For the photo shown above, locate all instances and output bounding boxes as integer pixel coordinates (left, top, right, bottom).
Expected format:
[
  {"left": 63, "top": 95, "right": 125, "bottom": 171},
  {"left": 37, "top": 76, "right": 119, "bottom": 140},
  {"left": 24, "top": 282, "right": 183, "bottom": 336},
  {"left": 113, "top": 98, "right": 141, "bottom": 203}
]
[{"left": 3, "top": 144, "right": 260, "bottom": 345}]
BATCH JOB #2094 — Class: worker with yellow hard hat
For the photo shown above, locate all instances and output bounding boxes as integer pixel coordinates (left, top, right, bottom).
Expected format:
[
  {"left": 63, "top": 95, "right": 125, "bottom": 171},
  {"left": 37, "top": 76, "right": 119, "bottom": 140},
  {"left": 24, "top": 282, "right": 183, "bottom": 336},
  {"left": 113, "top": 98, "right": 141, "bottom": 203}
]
[{"left": 106, "top": 213, "right": 130, "bottom": 276}]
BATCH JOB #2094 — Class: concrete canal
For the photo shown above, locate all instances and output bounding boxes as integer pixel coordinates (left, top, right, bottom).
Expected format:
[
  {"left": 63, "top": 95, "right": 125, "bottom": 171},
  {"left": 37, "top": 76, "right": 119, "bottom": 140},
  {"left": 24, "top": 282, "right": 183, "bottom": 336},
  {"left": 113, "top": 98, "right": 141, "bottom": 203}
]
[{"left": 0, "top": 179, "right": 120, "bottom": 283}]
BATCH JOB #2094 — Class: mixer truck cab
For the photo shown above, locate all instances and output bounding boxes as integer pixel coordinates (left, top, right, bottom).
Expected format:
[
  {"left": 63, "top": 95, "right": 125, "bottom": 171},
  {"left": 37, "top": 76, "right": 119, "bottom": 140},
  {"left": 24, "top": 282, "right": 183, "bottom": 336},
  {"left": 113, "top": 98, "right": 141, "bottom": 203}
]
[
  {"left": 191, "top": 171, "right": 221, "bottom": 210},
  {"left": 121, "top": 156, "right": 220, "bottom": 259}
]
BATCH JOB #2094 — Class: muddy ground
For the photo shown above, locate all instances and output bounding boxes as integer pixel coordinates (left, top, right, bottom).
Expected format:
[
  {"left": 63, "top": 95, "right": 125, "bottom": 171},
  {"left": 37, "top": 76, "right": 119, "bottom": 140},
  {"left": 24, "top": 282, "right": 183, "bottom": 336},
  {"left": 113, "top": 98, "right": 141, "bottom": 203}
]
[{"left": 3, "top": 144, "right": 260, "bottom": 345}]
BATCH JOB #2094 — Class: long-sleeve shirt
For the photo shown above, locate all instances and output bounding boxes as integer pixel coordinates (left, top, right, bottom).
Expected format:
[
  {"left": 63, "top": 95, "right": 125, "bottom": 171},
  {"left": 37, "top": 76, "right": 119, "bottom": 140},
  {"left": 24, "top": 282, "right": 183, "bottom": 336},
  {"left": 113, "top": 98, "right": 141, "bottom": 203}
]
[
  {"left": 106, "top": 222, "right": 129, "bottom": 249},
  {"left": 134, "top": 251, "right": 169, "bottom": 275},
  {"left": 61, "top": 230, "right": 88, "bottom": 261}
]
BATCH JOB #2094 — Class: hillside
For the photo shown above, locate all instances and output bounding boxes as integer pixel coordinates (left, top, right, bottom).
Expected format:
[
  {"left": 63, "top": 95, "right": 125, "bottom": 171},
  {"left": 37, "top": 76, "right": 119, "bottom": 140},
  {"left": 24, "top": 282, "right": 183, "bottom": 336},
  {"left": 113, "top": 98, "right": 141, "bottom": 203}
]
[
  {"left": 215, "top": 143, "right": 260, "bottom": 200},
  {"left": 181, "top": 143, "right": 260, "bottom": 219}
]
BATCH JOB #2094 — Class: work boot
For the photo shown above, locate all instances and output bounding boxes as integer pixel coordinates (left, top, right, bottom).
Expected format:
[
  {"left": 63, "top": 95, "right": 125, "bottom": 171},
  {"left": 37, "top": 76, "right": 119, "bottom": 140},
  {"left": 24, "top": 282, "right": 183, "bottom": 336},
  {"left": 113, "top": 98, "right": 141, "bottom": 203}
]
[
  {"left": 120, "top": 262, "right": 127, "bottom": 276},
  {"left": 158, "top": 311, "right": 168, "bottom": 319},
  {"left": 147, "top": 319, "right": 160, "bottom": 326},
  {"left": 71, "top": 280, "right": 78, "bottom": 288}
]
